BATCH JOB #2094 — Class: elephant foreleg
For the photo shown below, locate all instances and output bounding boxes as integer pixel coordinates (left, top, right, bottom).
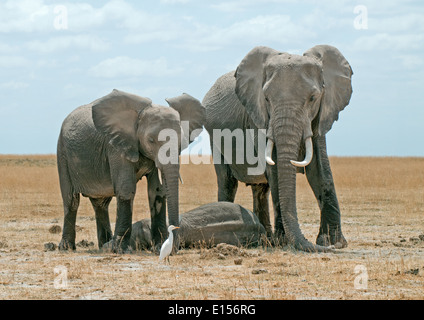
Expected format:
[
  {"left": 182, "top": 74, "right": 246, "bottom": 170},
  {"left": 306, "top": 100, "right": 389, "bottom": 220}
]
[
  {"left": 306, "top": 135, "right": 347, "bottom": 248},
  {"left": 110, "top": 157, "right": 137, "bottom": 253},
  {"left": 266, "top": 162, "right": 285, "bottom": 245},
  {"left": 113, "top": 197, "right": 134, "bottom": 253}
]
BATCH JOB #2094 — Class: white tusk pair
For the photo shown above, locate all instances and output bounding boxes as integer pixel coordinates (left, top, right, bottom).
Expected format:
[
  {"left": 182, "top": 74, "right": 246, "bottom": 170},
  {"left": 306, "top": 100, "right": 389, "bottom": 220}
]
[
  {"left": 157, "top": 168, "right": 183, "bottom": 185},
  {"left": 265, "top": 137, "right": 313, "bottom": 168}
]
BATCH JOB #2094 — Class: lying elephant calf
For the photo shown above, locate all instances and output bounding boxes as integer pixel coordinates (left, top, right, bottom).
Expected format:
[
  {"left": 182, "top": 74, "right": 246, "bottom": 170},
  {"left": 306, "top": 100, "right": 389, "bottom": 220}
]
[{"left": 130, "top": 202, "right": 267, "bottom": 250}]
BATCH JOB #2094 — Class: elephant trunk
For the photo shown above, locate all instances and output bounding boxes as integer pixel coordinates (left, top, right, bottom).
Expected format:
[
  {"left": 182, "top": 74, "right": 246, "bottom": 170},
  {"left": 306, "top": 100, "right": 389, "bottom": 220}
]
[
  {"left": 162, "top": 164, "right": 180, "bottom": 248},
  {"left": 273, "top": 107, "right": 331, "bottom": 252}
]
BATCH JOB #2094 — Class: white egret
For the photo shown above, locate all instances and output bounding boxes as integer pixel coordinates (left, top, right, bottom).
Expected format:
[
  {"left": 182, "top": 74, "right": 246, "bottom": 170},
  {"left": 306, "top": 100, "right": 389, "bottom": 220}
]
[{"left": 159, "top": 225, "right": 180, "bottom": 264}]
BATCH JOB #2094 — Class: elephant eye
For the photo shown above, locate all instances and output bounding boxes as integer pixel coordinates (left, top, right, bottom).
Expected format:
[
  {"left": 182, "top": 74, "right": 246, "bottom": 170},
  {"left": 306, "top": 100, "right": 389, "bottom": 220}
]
[
  {"left": 148, "top": 137, "right": 154, "bottom": 143},
  {"left": 309, "top": 95, "right": 315, "bottom": 102}
]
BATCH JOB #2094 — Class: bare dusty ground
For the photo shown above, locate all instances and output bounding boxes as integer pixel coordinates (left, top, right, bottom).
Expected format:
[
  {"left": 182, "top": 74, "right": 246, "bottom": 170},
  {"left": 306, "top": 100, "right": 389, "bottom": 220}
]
[{"left": 0, "top": 155, "right": 423, "bottom": 300}]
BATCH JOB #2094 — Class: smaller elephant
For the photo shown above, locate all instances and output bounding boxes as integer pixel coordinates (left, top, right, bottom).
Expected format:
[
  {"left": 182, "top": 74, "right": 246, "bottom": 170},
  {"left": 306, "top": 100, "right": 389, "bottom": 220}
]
[
  {"left": 130, "top": 202, "right": 267, "bottom": 250},
  {"left": 57, "top": 89, "right": 205, "bottom": 253}
]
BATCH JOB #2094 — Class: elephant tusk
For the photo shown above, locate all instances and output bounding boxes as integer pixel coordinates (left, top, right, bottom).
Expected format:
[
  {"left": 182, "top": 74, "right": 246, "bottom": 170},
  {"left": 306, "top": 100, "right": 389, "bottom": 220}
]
[
  {"left": 265, "top": 139, "right": 275, "bottom": 166},
  {"left": 290, "top": 137, "right": 313, "bottom": 168},
  {"left": 179, "top": 173, "right": 184, "bottom": 184},
  {"left": 157, "top": 168, "right": 163, "bottom": 185}
]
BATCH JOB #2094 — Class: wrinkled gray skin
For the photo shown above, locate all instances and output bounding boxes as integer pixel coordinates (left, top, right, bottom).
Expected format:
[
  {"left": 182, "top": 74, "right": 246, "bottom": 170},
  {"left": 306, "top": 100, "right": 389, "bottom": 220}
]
[
  {"left": 130, "top": 202, "right": 266, "bottom": 250},
  {"left": 57, "top": 89, "right": 205, "bottom": 253},
  {"left": 203, "top": 45, "right": 353, "bottom": 252}
]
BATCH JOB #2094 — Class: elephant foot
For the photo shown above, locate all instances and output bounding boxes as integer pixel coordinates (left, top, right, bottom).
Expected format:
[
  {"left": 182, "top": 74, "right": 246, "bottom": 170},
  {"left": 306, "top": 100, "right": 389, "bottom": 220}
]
[
  {"left": 265, "top": 231, "right": 273, "bottom": 241},
  {"left": 268, "top": 231, "right": 289, "bottom": 247},
  {"left": 102, "top": 236, "right": 132, "bottom": 254},
  {"left": 150, "top": 242, "right": 161, "bottom": 255},
  {"left": 97, "top": 235, "right": 113, "bottom": 250},
  {"left": 59, "top": 238, "right": 76, "bottom": 251},
  {"left": 316, "top": 232, "right": 348, "bottom": 249},
  {"left": 171, "top": 234, "right": 180, "bottom": 254}
]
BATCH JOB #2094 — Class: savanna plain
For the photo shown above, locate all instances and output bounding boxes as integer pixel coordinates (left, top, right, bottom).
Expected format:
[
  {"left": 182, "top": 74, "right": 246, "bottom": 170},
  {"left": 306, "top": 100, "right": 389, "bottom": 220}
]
[{"left": 0, "top": 155, "right": 423, "bottom": 300}]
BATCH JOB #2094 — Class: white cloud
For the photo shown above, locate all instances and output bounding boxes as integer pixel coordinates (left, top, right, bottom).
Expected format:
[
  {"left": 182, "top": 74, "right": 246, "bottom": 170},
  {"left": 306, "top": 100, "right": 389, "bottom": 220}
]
[
  {"left": 0, "top": 0, "right": 105, "bottom": 33},
  {"left": 226, "top": 15, "right": 314, "bottom": 43},
  {"left": 64, "top": 0, "right": 174, "bottom": 32},
  {"left": 183, "top": 14, "right": 315, "bottom": 52},
  {"left": 0, "top": 0, "right": 52, "bottom": 33},
  {"left": 371, "top": 13, "right": 424, "bottom": 33},
  {"left": 0, "top": 43, "right": 17, "bottom": 53},
  {"left": 124, "top": 30, "right": 180, "bottom": 44},
  {"left": 354, "top": 33, "right": 424, "bottom": 51},
  {"left": 125, "top": 13, "right": 315, "bottom": 52},
  {"left": 211, "top": 0, "right": 287, "bottom": 12},
  {"left": 66, "top": 0, "right": 138, "bottom": 30},
  {"left": 398, "top": 55, "right": 423, "bottom": 69},
  {"left": 1, "top": 1, "right": 316, "bottom": 54},
  {"left": 0, "top": 81, "right": 29, "bottom": 90},
  {"left": 210, "top": 1, "right": 247, "bottom": 12},
  {"left": 89, "top": 56, "right": 184, "bottom": 78},
  {"left": 0, "top": 56, "right": 29, "bottom": 68},
  {"left": 26, "top": 35, "right": 110, "bottom": 53},
  {"left": 0, "top": 0, "right": 169, "bottom": 33},
  {"left": 160, "top": 0, "right": 191, "bottom": 4},
  {"left": 210, "top": 0, "right": 353, "bottom": 13}
]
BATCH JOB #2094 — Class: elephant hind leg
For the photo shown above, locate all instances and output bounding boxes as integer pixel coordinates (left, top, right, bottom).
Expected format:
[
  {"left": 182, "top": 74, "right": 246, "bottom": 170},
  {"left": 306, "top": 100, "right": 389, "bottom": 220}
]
[
  {"left": 58, "top": 155, "right": 80, "bottom": 251},
  {"left": 251, "top": 183, "right": 272, "bottom": 236},
  {"left": 59, "top": 192, "right": 80, "bottom": 251},
  {"left": 214, "top": 162, "right": 238, "bottom": 202},
  {"left": 90, "top": 197, "right": 113, "bottom": 249}
]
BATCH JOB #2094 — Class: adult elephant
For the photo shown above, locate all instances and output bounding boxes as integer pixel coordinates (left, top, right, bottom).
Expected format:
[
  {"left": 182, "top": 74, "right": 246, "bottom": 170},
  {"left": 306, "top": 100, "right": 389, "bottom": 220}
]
[
  {"left": 57, "top": 89, "right": 205, "bottom": 253},
  {"left": 130, "top": 202, "right": 267, "bottom": 250},
  {"left": 203, "top": 45, "right": 353, "bottom": 252}
]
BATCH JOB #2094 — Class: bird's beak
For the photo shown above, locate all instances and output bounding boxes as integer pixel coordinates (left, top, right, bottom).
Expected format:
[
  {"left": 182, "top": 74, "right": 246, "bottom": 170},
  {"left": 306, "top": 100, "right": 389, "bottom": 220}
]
[{"left": 175, "top": 227, "right": 180, "bottom": 229}]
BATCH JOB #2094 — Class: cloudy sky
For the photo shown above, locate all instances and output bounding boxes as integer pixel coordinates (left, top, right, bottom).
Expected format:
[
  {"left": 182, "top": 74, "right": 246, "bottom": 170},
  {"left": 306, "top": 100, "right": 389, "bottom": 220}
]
[{"left": 0, "top": 0, "right": 423, "bottom": 156}]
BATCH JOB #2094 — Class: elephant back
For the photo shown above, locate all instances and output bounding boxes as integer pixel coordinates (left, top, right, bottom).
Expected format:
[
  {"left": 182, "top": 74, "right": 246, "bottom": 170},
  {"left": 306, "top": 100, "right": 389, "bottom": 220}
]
[
  {"left": 179, "top": 202, "right": 266, "bottom": 247},
  {"left": 59, "top": 104, "right": 97, "bottom": 142},
  {"left": 203, "top": 72, "right": 251, "bottom": 134}
]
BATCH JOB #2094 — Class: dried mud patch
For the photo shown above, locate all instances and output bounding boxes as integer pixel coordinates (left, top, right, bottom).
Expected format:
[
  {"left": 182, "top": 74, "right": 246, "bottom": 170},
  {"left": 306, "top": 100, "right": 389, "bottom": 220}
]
[{"left": 199, "top": 243, "right": 261, "bottom": 260}]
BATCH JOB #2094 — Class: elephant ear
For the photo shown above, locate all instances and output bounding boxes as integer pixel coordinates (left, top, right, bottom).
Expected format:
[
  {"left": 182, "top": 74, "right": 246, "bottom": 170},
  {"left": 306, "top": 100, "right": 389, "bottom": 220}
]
[
  {"left": 166, "top": 93, "right": 206, "bottom": 148},
  {"left": 304, "top": 45, "right": 353, "bottom": 136},
  {"left": 92, "top": 89, "right": 153, "bottom": 162},
  {"left": 234, "top": 46, "right": 281, "bottom": 129}
]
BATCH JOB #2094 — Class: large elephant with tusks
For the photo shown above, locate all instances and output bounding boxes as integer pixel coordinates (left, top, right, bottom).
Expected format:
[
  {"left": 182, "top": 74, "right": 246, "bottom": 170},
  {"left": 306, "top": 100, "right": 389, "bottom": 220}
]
[{"left": 203, "top": 45, "right": 353, "bottom": 252}]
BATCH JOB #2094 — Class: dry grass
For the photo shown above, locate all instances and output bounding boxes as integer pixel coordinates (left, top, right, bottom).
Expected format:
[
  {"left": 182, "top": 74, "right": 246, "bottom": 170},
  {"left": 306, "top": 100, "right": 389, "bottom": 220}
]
[{"left": 0, "top": 155, "right": 423, "bottom": 300}]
